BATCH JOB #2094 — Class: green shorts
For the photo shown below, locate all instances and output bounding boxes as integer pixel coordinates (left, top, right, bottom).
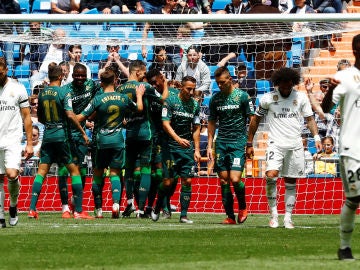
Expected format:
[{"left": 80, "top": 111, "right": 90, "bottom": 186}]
[
  {"left": 95, "top": 147, "right": 125, "bottom": 170},
  {"left": 163, "top": 144, "right": 194, "bottom": 179},
  {"left": 214, "top": 141, "right": 246, "bottom": 173},
  {"left": 69, "top": 135, "right": 88, "bottom": 168},
  {"left": 40, "top": 141, "right": 73, "bottom": 165}
]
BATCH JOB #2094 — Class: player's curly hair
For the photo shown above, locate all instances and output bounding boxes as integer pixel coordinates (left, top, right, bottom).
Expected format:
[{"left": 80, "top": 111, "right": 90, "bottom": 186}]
[{"left": 271, "top": 67, "right": 301, "bottom": 87}]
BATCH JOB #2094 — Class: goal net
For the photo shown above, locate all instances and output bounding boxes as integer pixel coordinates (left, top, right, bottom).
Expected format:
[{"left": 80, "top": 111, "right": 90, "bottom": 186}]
[{"left": 1, "top": 13, "right": 358, "bottom": 215}]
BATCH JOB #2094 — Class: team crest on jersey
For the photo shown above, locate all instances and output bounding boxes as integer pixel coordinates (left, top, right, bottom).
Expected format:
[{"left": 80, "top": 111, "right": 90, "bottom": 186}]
[
  {"left": 354, "top": 75, "right": 360, "bottom": 83},
  {"left": 273, "top": 95, "right": 279, "bottom": 104},
  {"left": 293, "top": 100, "right": 298, "bottom": 106}
]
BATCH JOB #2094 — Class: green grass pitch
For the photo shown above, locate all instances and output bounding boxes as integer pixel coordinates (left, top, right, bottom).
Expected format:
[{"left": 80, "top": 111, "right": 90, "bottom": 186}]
[{"left": 0, "top": 213, "right": 358, "bottom": 270}]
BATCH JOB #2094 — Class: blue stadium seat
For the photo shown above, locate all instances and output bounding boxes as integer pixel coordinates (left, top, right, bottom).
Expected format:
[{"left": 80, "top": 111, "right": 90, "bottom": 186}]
[
  {"left": 202, "top": 96, "right": 211, "bottom": 107},
  {"left": 18, "top": 78, "right": 32, "bottom": 95},
  {"left": 7, "top": 65, "right": 13, "bottom": 77},
  {"left": 211, "top": 0, "right": 228, "bottom": 11},
  {"left": 31, "top": 0, "right": 51, "bottom": 13},
  {"left": 210, "top": 79, "right": 220, "bottom": 94},
  {"left": 18, "top": 0, "right": 30, "bottom": 13},
  {"left": 87, "top": 62, "right": 99, "bottom": 80},
  {"left": 86, "top": 50, "right": 109, "bottom": 62},
  {"left": 256, "top": 80, "right": 270, "bottom": 94},
  {"left": 69, "top": 30, "right": 96, "bottom": 39},
  {"left": 209, "top": 65, "right": 219, "bottom": 78},
  {"left": 14, "top": 64, "right": 30, "bottom": 78},
  {"left": 227, "top": 65, "right": 236, "bottom": 78}
]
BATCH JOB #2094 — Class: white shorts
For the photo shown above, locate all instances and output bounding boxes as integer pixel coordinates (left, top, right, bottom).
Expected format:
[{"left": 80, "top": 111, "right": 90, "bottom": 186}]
[
  {"left": 340, "top": 156, "right": 360, "bottom": 198},
  {"left": 0, "top": 144, "right": 22, "bottom": 174},
  {"left": 265, "top": 144, "right": 306, "bottom": 178}
]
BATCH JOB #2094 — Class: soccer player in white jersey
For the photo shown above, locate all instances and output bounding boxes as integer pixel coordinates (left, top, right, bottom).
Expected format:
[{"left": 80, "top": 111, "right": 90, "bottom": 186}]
[
  {"left": 321, "top": 34, "right": 360, "bottom": 261},
  {"left": 0, "top": 60, "right": 34, "bottom": 228},
  {"left": 247, "top": 67, "right": 322, "bottom": 229}
]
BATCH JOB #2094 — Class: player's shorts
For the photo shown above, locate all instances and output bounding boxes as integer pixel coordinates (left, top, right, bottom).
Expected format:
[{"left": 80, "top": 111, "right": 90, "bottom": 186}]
[
  {"left": 94, "top": 147, "right": 125, "bottom": 170},
  {"left": 125, "top": 139, "right": 152, "bottom": 170},
  {"left": 265, "top": 143, "right": 306, "bottom": 178},
  {"left": 214, "top": 141, "right": 246, "bottom": 173},
  {"left": 39, "top": 141, "right": 73, "bottom": 165},
  {"left": 0, "top": 144, "right": 22, "bottom": 174},
  {"left": 162, "top": 144, "right": 194, "bottom": 179},
  {"left": 339, "top": 156, "right": 360, "bottom": 198},
  {"left": 151, "top": 135, "right": 163, "bottom": 165},
  {"left": 69, "top": 135, "right": 88, "bottom": 168}
]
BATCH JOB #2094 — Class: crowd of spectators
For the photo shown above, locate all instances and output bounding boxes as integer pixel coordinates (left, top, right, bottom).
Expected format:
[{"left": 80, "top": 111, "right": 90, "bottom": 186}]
[{"left": 0, "top": 0, "right": 346, "bottom": 177}]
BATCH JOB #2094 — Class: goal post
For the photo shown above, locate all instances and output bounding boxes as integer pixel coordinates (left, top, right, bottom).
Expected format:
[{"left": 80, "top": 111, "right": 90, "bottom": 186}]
[{"left": 1, "top": 13, "right": 356, "bottom": 215}]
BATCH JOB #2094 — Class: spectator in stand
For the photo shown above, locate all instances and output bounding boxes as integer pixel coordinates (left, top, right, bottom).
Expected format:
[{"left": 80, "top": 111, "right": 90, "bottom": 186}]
[
  {"left": 80, "top": 0, "right": 123, "bottom": 14},
  {"left": 139, "top": 0, "right": 163, "bottom": 14},
  {"left": 64, "top": 44, "right": 91, "bottom": 85},
  {"left": 22, "top": 125, "right": 42, "bottom": 176},
  {"left": 224, "top": 0, "right": 250, "bottom": 13},
  {"left": 28, "top": 28, "right": 68, "bottom": 90},
  {"left": 313, "top": 136, "right": 339, "bottom": 176},
  {"left": 98, "top": 44, "right": 129, "bottom": 86},
  {"left": 337, "top": 59, "right": 351, "bottom": 71},
  {"left": 51, "top": 0, "right": 80, "bottom": 14},
  {"left": 122, "top": 0, "right": 144, "bottom": 13},
  {"left": 0, "top": 0, "right": 22, "bottom": 70},
  {"left": 233, "top": 62, "right": 257, "bottom": 106},
  {"left": 302, "top": 134, "right": 314, "bottom": 175},
  {"left": 29, "top": 94, "right": 45, "bottom": 140},
  {"left": 59, "top": 61, "right": 70, "bottom": 86},
  {"left": 175, "top": 45, "right": 211, "bottom": 98},
  {"left": 326, "top": 106, "right": 341, "bottom": 152},
  {"left": 148, "top": 46, "right": 177, "bottom": 81},
  {"left": 245, "top": 0, "right": 292, "bottom": 81}
]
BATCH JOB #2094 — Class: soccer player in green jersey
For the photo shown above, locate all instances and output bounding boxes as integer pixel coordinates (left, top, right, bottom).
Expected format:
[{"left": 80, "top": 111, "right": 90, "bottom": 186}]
[
  {"left": 77, "top": 70, "right": 145, "bottom": 219},
  {"left": 207, "top": 66, "right": 255, "bottom": 225},
  {"left": 145, "top": 69, "right": 179, "bottom": 218},
  {"left": 151, "top": 76, "right": 201, "bottom": 224},
  {"left": 118, "top": 60, "right": 169, "bottom": 218},
  {"left": 28, "top": 64, "right": 94, "bottom": 220},
  {"left": 58, "top": 63, "right": 101, "bottom": 217}
]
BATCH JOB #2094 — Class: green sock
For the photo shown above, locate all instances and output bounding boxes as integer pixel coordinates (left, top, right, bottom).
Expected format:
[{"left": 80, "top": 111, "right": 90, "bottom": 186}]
[
  {"left": 80, "top": 168, "right": 87, "bottom": 190},
  {"left": 92, "top": 175, "right": 103, "bottom": 209},
  {"left": 180, "top": 184, "right": 192, "bottom": 217},
  {"left": 71, "top": 175, "right": 83, "bottom": 213},
  {"left": 58, "top": 166, "right": 69, "bottom": 205},
  {"left": 233, "top": 181, "right": 246, "bottom": 210},
  {"left": 221, "top": 184, "right": 235, "bottom": 220},
  {"left": 133, "top": 170, "right": 141, "bottom": 206},
  {"left": 29, "top": 175, "right": 44, "bottom": 211},
  {"left": 110, "top": 175, "right": 121, "bottom": 204},
  {"left": 148, "top": 169, "right": 162, "bottom": 208},
  {"left": 138, "top": 167, "right": 151, "bottom": 211},
  {"left": 156, "top": 182, "right": 169, "bottom": 211},
  {"left": 125, "top": 177, "right": 134, "bottom": 202}
]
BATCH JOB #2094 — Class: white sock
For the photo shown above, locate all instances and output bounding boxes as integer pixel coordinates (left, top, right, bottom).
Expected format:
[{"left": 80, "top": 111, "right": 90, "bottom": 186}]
[
  {"left": 62, "top": 204, "right": 70, "bottom": 212},
  {"left": 127, "top": 199, "right": 133, "bottom": 205},
  {"left": 266, "top": 177, "right": 278, "bottom": 216},
  {"left": 284, "top": 182, "right": 296, "bottom": 220},
  {"left": 8, "top": 177, "right": 20, "bottom": 207},
  {"left": 340, "top": 199, "right": 358, "bottom": 249},
  {"left": 0, "top": 179, "right": 5, "bottom": 219}
]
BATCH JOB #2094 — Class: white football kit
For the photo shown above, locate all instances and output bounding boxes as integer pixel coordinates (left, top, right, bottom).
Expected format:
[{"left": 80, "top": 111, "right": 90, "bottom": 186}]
[
  {"left": 256, "top": 89, "right": 314, "bottom": 177},
  {"left": 0, "top": 79, "right": 29, "bottom": 173},
  {"left": 333, "top": 67, "right": 360, "bottom": 197}
]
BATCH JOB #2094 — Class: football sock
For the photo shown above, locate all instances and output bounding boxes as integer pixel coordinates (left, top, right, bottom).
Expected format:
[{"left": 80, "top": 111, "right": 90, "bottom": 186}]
[
  {"left": 58, "top": 166, "right": 69, "bottom": 205},
  {"left": 125, "top": 177, "right": 134, "bottom": 203},
  {"left": 29, "top": 174, "right": 44, "bottom": 211},
  {"left": 92, "top": 175, "right": 104, "bottom": 209},
  {"left": 148, "top": 168, "right": 162, "bottom": 208},
  {"left": 0, "top": 179, "right": 5, "bottom": 219},
  {"left": 8, "top": 177, "right": 20, "bottom": 207},
  {"left": 71, "top": 175, "right": 83, "bottom": 213},
  {"left": 110, "top": 175, "right": 121, "bottom": 204},
  {"left": 180, "top": 184, "right": 192, "bottom": 217},
  {"left": 134, "top": 170, "right": 141, "bottom": 206},
  {"left": 284, "top": 182, "right": 296, "bottom": 219},
  {"left": 80, "top": 167, "right": 87, "bottom": 190},
  {"left": 340, "top": 199, "right": 358, "bottom": 249},
  {"left": 233, "top": 181, "right": 246, "bottom": 210},
  {"left": 266, "top": 177, "right": 278, "bottom": 216},
  {"left": 221, "top": 183, "right": 235, "bottom": 220},
  {"left": 138, "top": 167, "right": 151, "bottom": 211}
]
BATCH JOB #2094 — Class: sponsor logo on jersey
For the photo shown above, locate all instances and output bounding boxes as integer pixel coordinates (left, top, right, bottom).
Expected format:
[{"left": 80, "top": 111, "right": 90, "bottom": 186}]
[{"left": 293, "top": 100, "right": 298, "bottom": 106}]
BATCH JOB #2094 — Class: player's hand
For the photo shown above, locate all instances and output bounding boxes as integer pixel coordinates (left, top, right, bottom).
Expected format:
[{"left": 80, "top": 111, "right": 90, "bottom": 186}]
[
  {"left": 83, "top": 134, "right": 90, "bottom": 145},
  {"left": 328, "top": 77, "right": 340, "bottom": 91},
  {"left": 206, "top": 147, "right": 213, "bottom": 161},
  {"left": 246, "top": 145, "right": 254, "bottom": 159},
  {"left": 315, "top": 141, "right": 322, "bottom": 154},
  {"left": 304, "top": 78, "right": 314, "bottom": 93},
  {"left": 24, "top": 145, "right": 34, "bottom": 160},
  {"left": 177, "top": 138, "right": 190, "bottom": 148},
  {"left": 136, "top": 83, "right": 145, "bottom": 97}
]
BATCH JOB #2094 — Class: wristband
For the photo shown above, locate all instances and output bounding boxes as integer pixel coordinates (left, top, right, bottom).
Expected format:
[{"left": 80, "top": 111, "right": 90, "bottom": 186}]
[
  {"left": 314, "top": 134, "right": 321, "bottom": 142},
  {"left": 246, "top": 142, "right": 253, "bottom": 147}
]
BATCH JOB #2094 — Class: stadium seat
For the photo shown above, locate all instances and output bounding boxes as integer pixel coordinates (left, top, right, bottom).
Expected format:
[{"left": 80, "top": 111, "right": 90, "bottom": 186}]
[
  {"left": 14, "top": 64, "right": 30, "bottom": 78},
  {"left": 18, "top": 78, "right": 32, "bottom": 95},
  {"left": 87, "top": 62, "right": 99, "bottom": 80},
  {"left": 210, "top": 79, "right": 220, "bottom": 94},
  {"left": 211, "top": 0, "right": 228, "bottom": 11},
  {"left": 202, "top": 96, "right": 211, "bottom": 107},
  {"left": 256, "top": 80, "right": 270, "bottom": 94},
  {"left": 31, "top": 0, "right": 51, "bottom": 13},
  {"left": 69, "top": 30, "right": 96, "bottom": 39},
  {"left": 18, "top": 0, "right": 30, "bottom": 13},
  {"left": 7, "top": 65, "right": 13, "bottom": 77},
  {"left": 209, "top": 65, "right": 219, "bottom": 78},
  {"left": 227, "top": 65, "right": 236, "bottom": 77},
  {"left": 86, "top": 50, "right": 109, "bottom": 62}
]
